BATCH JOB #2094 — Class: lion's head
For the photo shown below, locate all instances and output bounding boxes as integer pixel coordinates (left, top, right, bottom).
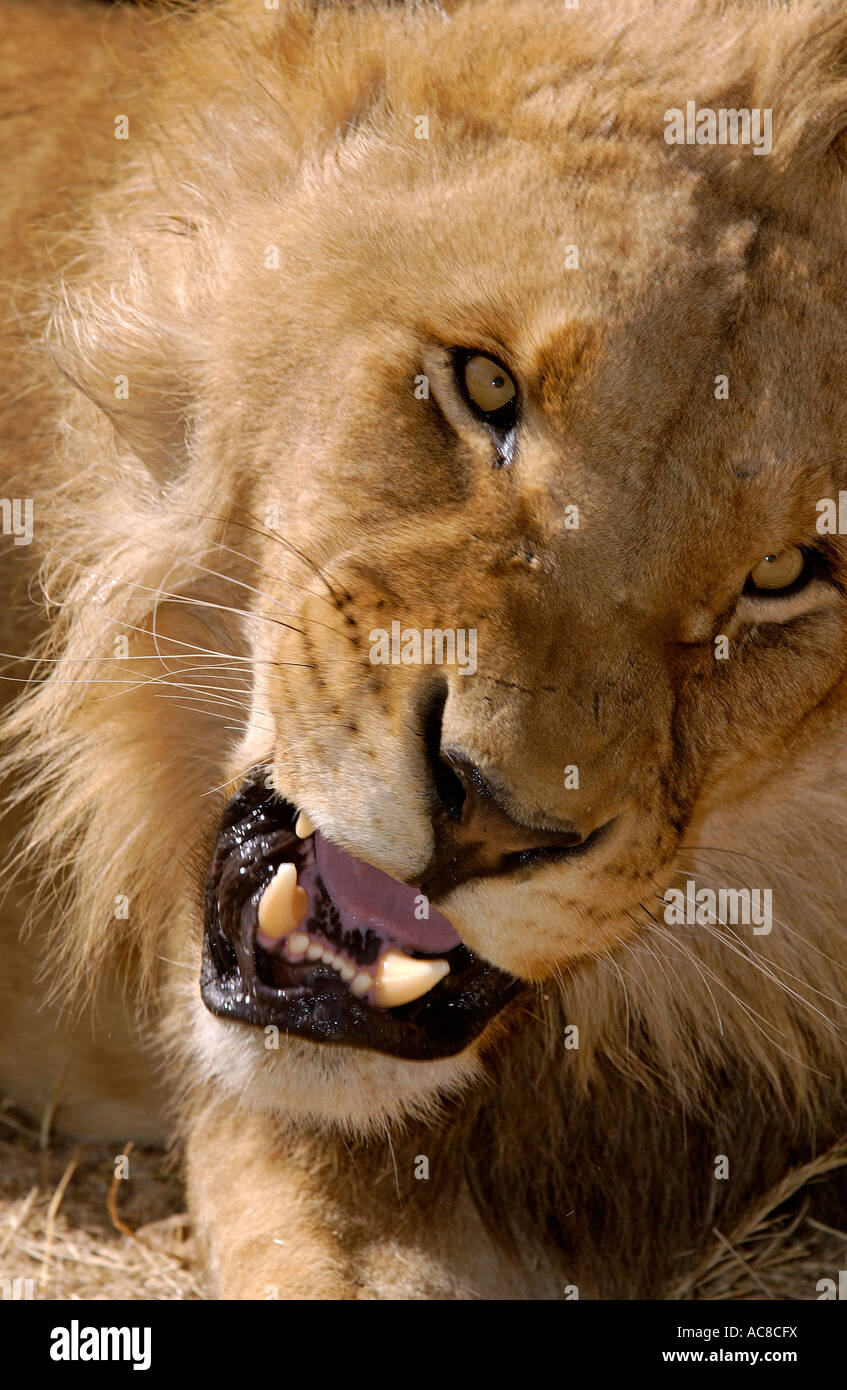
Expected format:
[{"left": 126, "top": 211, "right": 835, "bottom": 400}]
[{"left": 11, "top": 0, "right": 847, "bottom": 1136}]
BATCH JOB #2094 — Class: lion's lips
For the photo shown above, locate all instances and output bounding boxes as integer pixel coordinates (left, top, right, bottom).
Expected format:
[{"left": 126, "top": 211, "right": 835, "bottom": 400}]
[{"left": 199, "top": 769, "right": 522, "bottom": 1060}]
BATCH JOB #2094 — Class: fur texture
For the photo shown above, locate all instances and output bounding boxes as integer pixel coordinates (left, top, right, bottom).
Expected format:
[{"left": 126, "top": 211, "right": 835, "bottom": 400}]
[{"left": 1, "top": 0, "right": 847, "bottom": 1298}]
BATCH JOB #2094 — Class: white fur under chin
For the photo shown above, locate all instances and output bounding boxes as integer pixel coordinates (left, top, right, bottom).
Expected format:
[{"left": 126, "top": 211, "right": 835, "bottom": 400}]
[{"left": 181, "top": 986, "right": 483, "bottom": 1137}]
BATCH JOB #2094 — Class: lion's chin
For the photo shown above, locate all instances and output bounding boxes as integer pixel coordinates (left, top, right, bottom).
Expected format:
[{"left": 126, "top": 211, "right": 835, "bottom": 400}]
[{"left": 185, "top": 993, "right": 485, "bottom": 1134}]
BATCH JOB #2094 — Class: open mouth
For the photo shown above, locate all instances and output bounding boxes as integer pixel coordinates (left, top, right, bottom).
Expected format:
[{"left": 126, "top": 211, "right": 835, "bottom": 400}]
[{"left": 200, "top": 770, "right": 522, "bottom": 1060}]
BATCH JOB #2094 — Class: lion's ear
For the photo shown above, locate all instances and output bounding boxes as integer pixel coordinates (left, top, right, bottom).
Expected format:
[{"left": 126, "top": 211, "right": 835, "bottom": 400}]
[{"left": 48, "top": 257, "right": 199, "bottom": 483}]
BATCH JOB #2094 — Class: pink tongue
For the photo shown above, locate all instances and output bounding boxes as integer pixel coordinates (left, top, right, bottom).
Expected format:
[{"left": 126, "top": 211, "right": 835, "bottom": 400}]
[{"left": 314, "top": 831, "right": 461, "bottom": 954}]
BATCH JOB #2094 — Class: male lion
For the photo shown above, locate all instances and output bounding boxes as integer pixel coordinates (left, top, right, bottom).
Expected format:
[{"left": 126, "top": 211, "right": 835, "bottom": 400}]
[{"left": 1, "top": 0, "right": 846, "bottom": 1301}]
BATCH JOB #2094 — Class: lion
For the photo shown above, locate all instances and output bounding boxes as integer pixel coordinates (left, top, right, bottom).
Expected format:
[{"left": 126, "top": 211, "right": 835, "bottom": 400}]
[{"left": 1, "top": 0, "right": 847, "bottom": 1301}]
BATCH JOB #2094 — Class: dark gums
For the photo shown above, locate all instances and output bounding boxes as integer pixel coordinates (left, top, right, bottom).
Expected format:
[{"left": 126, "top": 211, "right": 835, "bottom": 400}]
[{"left": 200, "top": 767, "right": 523, "bottom": 1060}]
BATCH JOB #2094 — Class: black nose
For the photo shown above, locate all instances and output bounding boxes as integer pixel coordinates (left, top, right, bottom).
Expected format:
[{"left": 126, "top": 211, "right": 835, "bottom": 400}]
[{"left": 422, "top": 731, "right": 595, "bottom": 897}]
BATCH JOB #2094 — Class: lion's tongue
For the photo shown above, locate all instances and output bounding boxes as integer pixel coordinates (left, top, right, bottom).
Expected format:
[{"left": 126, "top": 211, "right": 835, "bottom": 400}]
[{"left": 314, "top": 831, "right": 461, "bottom": 954}]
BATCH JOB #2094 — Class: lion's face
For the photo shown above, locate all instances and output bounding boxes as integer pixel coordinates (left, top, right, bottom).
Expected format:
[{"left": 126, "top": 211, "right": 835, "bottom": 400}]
[
  {"left": 185, "top": 79, "right": 847, "bottom": 1127},
  {"left": 29, "top": 0, "right": 846, "bottom": 1132}
]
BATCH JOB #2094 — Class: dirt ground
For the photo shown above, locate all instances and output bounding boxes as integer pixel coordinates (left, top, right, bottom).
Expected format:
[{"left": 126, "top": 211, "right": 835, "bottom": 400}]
[{"left": 0, "top": 1097, "right": 201, "bottom": 1300}]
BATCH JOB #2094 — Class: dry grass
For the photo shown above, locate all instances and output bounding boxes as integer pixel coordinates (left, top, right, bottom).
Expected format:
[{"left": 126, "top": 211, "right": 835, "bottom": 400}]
[
  {"left": 0, "top": 1097, "right": 201, "bottom": 1300},
  {"left": 2, "top": 1085, "right": 844, "bottom": 1300},
  {"left": 671, "top": 1138, "right": 847, "bottom": 1301}
]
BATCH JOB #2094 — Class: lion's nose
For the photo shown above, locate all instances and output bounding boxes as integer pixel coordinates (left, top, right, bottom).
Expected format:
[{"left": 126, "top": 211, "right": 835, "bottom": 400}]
[{"left": 422, "top": 744, "right": 595, "bottom": 897}]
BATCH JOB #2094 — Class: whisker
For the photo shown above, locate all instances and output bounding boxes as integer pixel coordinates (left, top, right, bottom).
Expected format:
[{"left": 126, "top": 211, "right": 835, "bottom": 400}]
[
  {"left": 41, "top": 553, "right": 312, "bottom": 641},
  {"left": 677, "top": 848, "right": 847, "bottom": 979},
  {"left": 597, "top": 945, "right": 633, "bottom": 1058},
  {"left": 96, "top": 665, "right": 253, "bottom": 703},
  {"left": 89, "top": 531, "right": 362, "bottom": 647},
  {"left": 653, "top": 888, "right": 837, "bottom": 1072},
  {"left": 201, "top": 757, "right": 270, "bottom": 800},
  {"left": 147, "top": 697, "right": 254, "bottom": 732},
  {"left": 47, "top": 492, "right": 347, "bottom": 611},
  {"left": 626, "top": 903, "right": 726, "bottom": 1037},
  {"left": 649, "top": 889, "right": 796, "bottom": 1040},
  {"left": 641, "top": 915, "right": 725, "bottom": 1036},
  {"left": 666, "top": 867, "right": 844, "bottom": 1021},
  {"left": 204, "top": 502, "right": 348, "bottom": 605},
  {"left": 679, "top": 843, "right": 827, "bottom": 892},
  {"left": 0, "top": 650, "right": 256, "bottom": 663}
]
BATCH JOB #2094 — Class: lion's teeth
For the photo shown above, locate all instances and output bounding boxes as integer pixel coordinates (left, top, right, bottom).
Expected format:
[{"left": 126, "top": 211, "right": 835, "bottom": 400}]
[
  {"left": 268, "top": 922, "right": 448, "bottom": 1008},
  {"left": 370, "top": 949, "right": 450, "bottom": 1009},
  {"left": 257, "top": 863, "right": 309, "bottom": 940},
  {"left": 292, "top": 932, "right": 371, "bottom": 990},
  {"left": 294, "top": 810, "right": 315, "bottom": 839}
]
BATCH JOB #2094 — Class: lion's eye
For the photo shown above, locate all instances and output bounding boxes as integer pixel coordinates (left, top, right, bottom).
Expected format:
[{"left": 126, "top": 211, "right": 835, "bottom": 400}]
[
  {"left": 459, "top": 352, "right": 517, "bottom": 421},
  {"left": 747, "top": 548, "right": 806, "bottom": 593}
]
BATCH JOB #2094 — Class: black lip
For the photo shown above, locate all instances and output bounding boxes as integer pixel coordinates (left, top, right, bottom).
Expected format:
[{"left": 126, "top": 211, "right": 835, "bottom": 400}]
[{"left": 200, "top": 770, "right": 523, "bottom": 1061}]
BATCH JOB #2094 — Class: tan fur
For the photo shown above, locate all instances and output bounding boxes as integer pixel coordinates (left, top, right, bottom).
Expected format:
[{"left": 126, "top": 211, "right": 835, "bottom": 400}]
[{"left": 2, "top": 0, "right": 847, "bottom": 1298}]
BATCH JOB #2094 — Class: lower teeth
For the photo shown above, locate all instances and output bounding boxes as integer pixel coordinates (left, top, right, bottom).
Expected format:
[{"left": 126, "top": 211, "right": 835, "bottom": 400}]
[
  {"left": 255, "top": 861, "right": 450, "bottom": 1009},
  {"left": 282, "top": 926, "right": 449, "bottom": 1008}
]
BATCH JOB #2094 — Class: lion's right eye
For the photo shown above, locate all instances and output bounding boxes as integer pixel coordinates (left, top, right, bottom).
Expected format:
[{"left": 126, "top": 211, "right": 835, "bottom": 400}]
[
  {"left": 747, "top": 548, "right": 807, "bottom": 594},
  {"left": 456, "top": 351, "right": 518, "bottom": 428}
]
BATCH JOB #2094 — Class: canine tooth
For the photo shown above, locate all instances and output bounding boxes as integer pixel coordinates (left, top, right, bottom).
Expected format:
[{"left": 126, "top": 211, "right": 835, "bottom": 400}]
[
  {"left": 257, "top": 864, "right": 309, "bottom": 941},
  {"left": 370, "top": 949, "right": 450, "bottom": 1009},
  {"left": 295, "top": 810, "right": 315, "bottom": 839},
  {"left": 306, "top": 943, "right": 323, "bottom": 961},
  {"left": 288, "top": 932, "right": 309, "bottom": 956},
  {"left": 339, "top": 963, "right": 355, "bottom": 982},
  {"left": 350, "top": 972, "right": 373, "bottom": 997},
  {"left": 331, "top": 954, "right": 346, "bottom": 971},
  {"left": 320, "top": 949, "right": 335, "bottom": 964}
]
